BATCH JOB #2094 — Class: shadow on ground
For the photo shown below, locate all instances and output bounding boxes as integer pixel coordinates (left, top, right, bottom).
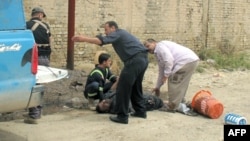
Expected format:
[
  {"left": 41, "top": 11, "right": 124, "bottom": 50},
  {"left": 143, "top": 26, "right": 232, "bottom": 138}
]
[{"left": 0, "top": 129, "right": 27, "bottom": 141}]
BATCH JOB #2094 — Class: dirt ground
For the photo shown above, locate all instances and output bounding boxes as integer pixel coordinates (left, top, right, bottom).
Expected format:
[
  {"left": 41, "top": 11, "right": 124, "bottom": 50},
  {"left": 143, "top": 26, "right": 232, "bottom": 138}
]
[{"left": 0, "top": 62, "right": 249, "bottom": 141}]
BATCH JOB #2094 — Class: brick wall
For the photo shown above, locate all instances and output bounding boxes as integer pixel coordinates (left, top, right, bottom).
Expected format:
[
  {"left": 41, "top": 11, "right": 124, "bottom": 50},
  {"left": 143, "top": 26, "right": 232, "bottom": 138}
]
[{"left": 23, "top": 0, "right": 250, "bottom": 70}]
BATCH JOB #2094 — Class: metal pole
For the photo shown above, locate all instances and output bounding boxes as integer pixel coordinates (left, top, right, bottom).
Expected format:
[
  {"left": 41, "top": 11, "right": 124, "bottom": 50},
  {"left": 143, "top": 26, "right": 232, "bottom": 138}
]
[{"left": 67, "top": 0, "right": 75, "bottom": 70}]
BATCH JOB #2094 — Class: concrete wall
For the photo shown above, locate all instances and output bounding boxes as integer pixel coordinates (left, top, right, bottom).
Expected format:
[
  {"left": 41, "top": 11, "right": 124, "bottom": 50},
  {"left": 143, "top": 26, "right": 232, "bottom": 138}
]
[{"left": 23, "top": 0, "right": 250, "bottom": 70}]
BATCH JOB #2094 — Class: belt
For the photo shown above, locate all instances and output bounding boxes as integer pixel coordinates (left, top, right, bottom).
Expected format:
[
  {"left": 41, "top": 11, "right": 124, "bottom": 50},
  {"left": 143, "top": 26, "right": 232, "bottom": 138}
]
[
  {"left": 132, "top": 51, "right": 146, "bottom": 58},
  {"left": 125, "top": 51, "right": 147, "bottom": 63},
  {"left": 37, "top": 44, "right": 50, "bottom": 47}
]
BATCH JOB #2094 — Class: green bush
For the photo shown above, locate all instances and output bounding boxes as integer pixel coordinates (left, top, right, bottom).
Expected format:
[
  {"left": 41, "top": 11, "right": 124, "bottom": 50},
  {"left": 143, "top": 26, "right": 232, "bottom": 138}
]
[{"left": 197, "top": 48, "right": 250, "bottom": 70}]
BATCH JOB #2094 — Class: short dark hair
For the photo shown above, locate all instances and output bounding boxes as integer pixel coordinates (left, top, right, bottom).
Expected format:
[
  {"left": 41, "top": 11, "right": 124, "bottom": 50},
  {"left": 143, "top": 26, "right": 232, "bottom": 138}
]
[
  {"left": 98, "top": 53, "right": 111, "bottom": 64},
  {"left": 146, "top": 38, "right": 157, "bottom": 43},
  {"left": 105, "top": 21, "right": 119, "bottom": 29},
  {"left": 143, "top": 38, "right": 157, "bottom": 46},
  {"left": 96, "top": 104, "right": 102, "bottom": 113},
  {"left": 96, "top": 104, "right": 107, "bottom": 113},
  {"left": 31, "top": 7, "right": 46, "bottom": 17}
]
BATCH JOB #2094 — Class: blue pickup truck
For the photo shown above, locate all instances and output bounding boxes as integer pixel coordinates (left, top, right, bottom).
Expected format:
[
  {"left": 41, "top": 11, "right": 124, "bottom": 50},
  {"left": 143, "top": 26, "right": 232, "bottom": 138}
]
[{"left": 0, "top": 0, "right": 67, "bottom": 114}]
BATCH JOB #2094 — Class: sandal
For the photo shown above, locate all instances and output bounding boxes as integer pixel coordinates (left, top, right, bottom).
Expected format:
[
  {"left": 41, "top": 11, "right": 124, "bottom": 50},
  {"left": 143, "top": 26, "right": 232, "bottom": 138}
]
[
  {"left": 159, "top": 104, "right": 176, "bottom": 113},
  {"left": 184, "top": 109, "right": 198, "bottom": 116},
  {"left": 185, "top": 101, "right": 192, "bottom": 108}
]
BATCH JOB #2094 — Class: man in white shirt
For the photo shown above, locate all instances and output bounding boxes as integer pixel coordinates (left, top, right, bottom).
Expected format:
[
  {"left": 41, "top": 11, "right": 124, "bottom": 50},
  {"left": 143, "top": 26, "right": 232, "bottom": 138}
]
[{"left": 144, "top": 39, "right": 199, "bottom": 116}]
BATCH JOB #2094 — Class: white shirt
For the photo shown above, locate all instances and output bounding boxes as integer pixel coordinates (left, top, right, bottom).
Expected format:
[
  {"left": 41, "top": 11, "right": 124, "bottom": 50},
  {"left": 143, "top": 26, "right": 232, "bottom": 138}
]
[{"left": 154, "top": 41, "right": 199, "bottom": 88}]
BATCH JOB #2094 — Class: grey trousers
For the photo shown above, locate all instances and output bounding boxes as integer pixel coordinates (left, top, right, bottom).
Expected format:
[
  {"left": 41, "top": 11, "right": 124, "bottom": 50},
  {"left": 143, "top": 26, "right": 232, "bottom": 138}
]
[
  {"left": 167, "top": 61, "right": 199, "bottom": 110},
  {"left": 38, "top": 56, "right": 50, "bottom": 66},
  {"left": 28, "top": 57, "right": 49, "bottom": 119}
]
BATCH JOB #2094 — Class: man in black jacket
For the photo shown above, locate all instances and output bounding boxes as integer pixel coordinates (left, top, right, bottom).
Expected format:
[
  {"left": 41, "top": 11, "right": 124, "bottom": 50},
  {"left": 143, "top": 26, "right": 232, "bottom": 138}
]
[
  {"left": 26, "top": 7, "right": 51, "bottom": 66},
  {"left": 24, "top": 7, "right": 51, "bottom": 124}
]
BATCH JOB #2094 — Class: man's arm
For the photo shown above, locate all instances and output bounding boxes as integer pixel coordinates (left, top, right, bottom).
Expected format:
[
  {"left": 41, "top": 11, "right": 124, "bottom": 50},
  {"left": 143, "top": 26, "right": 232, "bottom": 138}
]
[{"left": 71, "top": 35, "right": 102, "bottom": 45}]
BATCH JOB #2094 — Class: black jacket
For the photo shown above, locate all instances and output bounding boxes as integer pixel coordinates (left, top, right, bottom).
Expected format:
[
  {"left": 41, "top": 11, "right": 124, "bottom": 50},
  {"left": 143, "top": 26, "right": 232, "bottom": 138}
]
[
  {"left": 85, "top": 66, "right": 117, "bottom": 89},
  {"left": 104, "top": 91, "right": 163, "bottom": 114}
]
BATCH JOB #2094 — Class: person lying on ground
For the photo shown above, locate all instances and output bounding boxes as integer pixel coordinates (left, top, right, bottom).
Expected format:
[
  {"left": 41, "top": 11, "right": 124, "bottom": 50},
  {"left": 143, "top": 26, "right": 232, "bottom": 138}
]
[
  {"left": 96, "top": 91, "right": 162, "bottom": 114},
  {"left": 96, "top": 91, "right": 198, "bottom": 116}
]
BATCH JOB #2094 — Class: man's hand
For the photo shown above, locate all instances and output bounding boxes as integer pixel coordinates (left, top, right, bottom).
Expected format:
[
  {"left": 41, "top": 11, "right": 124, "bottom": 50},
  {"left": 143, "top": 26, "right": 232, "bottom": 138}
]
[
  {"left": 162, "top": 76, "right": 168, "bottom": 84},
  {"left": 71, "top": 35, "right": 102, "bottom": 45},
  {"left": 152, "top": 88, "right": 160, "bottom": 97},
  {"left": 71, "top": 35, "right": 85, "bottom": 42}
]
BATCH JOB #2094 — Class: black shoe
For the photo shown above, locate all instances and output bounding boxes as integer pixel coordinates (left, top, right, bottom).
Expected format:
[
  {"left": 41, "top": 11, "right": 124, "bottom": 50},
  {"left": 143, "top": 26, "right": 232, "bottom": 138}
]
[
  {"left": 23, "top": 114, "right": 41, "bottom": 119},
  {"left": 24, "top": 117, "right": 38, "bottom": 124},
  {"left": 109, "top": 116, "right": 128, "bottom": 124},
  {"left": 130, "top": 112, "right": 147, "bottom": 119},
  {"left": 159, "top": 104, "right": 176, "bottom": 113}
]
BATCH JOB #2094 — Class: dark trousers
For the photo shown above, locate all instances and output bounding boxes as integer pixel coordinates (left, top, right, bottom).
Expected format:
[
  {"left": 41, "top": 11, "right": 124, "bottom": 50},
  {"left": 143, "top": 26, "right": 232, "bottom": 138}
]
[
  {"left": 115, "top": 52, "right": 148, "bottom": 119},
  {"left": 28, "top": 58, "right": 50, "bottom": 119},
  {"left": 84, "top": 81, "right": 113, "bottom": 100},
  {"left": 28, "top": 105, "right": 42, "bottom": 119}
]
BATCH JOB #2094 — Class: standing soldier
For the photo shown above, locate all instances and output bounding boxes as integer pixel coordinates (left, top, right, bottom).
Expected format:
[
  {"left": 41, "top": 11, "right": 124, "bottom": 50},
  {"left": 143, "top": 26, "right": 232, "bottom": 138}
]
[
  {"left": 26, "top": 7, "right": 52, "bottom": 66},
  {"left": 24, "top": 7, "right": 52, "bottom": 124}
]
